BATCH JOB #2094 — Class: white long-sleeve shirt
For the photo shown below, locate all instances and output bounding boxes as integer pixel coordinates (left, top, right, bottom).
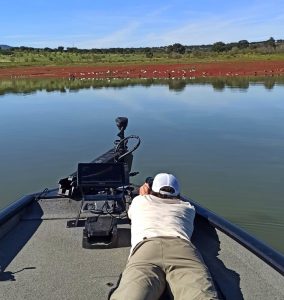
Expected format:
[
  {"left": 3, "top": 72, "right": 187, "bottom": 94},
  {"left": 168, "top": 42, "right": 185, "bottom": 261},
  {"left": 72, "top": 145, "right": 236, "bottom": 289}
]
[{"left": 128, "top": 194, "right": 196, "bottom": 255}]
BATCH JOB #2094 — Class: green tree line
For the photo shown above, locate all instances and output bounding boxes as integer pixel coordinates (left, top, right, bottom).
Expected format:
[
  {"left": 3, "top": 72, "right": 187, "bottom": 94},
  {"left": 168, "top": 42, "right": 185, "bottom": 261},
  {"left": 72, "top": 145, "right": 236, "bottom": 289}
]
[
  {"left": 1, "top": 37, "right": 283, "bottom": 55},
  {"left": 1, "top": 38, "right": 283, "bottom": 67}
]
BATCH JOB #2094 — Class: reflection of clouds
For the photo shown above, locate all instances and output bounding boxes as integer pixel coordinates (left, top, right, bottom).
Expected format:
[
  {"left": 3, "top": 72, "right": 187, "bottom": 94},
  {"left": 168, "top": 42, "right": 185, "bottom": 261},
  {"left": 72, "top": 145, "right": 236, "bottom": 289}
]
[
  {"left": 91, "top": 87, "right": 151, "bottom": 111},
  {"left": 83, "top": 83, "right": 284, "bottom": 132},
  {"left": 92, "top": 85, "right": 173, "bottom": 110},
  {"left": 1, "top": 79, "right": 284, "bottom": 123},
  {"left": 223, "top": 134, "right": 284, "bottom": 148}
]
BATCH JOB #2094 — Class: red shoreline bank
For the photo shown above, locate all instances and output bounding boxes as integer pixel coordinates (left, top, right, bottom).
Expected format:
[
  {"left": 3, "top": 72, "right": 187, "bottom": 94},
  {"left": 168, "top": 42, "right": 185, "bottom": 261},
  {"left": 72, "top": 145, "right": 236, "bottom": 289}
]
[{"left": 1, "top": 61, "right": 284, "bottom": 79}]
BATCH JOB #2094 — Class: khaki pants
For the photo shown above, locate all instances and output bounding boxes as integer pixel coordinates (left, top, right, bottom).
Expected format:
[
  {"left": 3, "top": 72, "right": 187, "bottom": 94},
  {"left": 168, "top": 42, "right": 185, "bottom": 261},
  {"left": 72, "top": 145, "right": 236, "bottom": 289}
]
[{"left": 110, "top": 237, "right": 219, "bottom": 300}]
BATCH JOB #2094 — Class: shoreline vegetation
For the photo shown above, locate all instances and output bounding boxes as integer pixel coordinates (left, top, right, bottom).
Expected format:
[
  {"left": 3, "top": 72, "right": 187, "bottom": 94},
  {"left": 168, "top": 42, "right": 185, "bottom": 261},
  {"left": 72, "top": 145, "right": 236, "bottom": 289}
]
[
  {"left": 1, "top": 38, "right": 284, "bottom": 79},
  {"left": 0, "top": 76, "right": 283, "bottom": 96}
]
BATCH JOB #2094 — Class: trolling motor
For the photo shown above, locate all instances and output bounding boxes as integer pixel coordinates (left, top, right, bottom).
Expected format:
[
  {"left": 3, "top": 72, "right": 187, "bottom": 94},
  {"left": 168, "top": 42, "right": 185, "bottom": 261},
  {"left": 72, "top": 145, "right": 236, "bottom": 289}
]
[
  {"left": 62, "top": 117, "right": 140, "bottom": 249},
  {"left": 58, "top": 117, "right": 140, "bottom": 197}
]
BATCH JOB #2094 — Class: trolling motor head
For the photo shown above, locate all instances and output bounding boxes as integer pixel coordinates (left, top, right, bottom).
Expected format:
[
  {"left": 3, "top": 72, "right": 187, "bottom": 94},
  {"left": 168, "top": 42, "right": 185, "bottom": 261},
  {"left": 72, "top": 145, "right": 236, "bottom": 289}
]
[{"left": 116, "top": 117, "right": 128, "bottom": 139}]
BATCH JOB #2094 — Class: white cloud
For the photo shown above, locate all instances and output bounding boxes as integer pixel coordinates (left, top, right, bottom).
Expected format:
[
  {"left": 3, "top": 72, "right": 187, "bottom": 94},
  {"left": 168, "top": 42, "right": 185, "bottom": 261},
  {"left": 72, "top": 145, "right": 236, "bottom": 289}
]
[
  {"left": 140, "top": 6, "right": 284, "bottom": 46},
  {"left": 3, "top": 2, "right": 284, "bottom": 48},
  {"left": 87, "top": 22, "right": 141, "bottom": 48}
]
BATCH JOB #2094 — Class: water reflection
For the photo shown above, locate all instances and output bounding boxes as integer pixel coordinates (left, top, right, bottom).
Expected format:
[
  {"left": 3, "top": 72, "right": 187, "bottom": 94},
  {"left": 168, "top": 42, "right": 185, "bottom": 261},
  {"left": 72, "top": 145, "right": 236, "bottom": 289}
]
[
  {"left": 0, "top": 77, "right": 283, "bottom": 254},
  {"left": 0, "top": 76, "right": 283, "bottom": 95}
]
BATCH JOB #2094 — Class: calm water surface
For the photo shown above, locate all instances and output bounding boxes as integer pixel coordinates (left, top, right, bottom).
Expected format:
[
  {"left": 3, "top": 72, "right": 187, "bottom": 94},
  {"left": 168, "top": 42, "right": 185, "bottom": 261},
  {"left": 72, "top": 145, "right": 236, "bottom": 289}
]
[{"left": 0, "top": 77, "right": 284, "bottom": 253}]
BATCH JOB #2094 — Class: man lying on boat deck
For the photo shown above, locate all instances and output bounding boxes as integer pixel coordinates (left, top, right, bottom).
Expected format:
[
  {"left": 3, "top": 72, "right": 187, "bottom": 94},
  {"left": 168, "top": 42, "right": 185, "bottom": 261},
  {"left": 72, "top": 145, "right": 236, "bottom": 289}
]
[{"left": 110, "top": 173, "right": 219, "bottom": 300}]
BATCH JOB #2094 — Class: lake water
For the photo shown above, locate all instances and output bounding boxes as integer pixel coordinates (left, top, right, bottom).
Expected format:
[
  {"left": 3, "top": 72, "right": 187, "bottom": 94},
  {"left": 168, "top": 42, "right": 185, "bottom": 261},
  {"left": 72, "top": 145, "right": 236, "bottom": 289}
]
[{"left": 0, "top": 77, "right": 284, "bottom": 254}]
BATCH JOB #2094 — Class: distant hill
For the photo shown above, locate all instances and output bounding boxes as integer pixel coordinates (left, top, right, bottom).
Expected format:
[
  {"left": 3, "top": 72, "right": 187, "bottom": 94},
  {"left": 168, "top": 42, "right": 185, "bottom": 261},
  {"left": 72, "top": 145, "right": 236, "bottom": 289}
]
[{"left": 0, "top": 45, "right": 11, "bottom": 50}]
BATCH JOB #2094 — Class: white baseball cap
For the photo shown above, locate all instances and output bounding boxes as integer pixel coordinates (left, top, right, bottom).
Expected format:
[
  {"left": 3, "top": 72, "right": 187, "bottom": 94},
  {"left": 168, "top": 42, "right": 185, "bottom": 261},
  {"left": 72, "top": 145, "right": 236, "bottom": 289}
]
[{"left": 152, "top": 173, "right": 180, "bottom": 196}]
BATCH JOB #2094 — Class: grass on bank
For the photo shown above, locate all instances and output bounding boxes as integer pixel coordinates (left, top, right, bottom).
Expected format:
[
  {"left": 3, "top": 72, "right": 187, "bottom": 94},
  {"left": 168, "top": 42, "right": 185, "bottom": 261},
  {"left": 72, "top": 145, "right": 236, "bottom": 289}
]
[{"left": 1, "top": 51, "right": 284, "bottom": 68}]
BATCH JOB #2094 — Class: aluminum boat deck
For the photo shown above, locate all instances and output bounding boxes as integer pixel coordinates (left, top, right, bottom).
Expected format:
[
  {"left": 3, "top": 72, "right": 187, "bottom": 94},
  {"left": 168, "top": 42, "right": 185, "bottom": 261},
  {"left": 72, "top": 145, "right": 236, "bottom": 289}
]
[{"left": 0, "top": 196, "right": 283, "bottom": 300}]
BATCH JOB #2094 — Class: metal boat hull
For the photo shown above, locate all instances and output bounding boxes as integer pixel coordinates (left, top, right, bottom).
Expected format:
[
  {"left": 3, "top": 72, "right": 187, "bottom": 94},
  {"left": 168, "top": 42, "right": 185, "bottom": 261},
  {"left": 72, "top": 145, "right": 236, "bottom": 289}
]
[{"left": 1, "top": 190, "right": 283, "bottom": 299}]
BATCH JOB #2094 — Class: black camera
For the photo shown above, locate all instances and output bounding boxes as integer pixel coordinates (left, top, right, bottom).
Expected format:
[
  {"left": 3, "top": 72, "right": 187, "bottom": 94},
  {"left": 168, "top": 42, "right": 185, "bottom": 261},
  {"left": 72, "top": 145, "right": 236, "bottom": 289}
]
[{"left": 145, "top": 176, "right": 154, "bottom": 188}]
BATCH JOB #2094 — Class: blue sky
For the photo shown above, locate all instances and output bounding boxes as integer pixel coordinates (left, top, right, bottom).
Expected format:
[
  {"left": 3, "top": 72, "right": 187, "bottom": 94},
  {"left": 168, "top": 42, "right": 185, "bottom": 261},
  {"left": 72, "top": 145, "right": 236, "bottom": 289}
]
[{"left": 1, "top": 0, "right": 283, "bottom": 48}]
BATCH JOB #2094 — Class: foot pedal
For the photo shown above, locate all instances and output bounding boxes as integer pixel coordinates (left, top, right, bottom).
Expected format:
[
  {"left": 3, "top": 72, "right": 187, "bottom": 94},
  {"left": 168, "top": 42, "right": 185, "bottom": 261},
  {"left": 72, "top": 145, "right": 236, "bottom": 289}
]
[{"left": 82, "top": 215, "right": 118, "bottom": 249}]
